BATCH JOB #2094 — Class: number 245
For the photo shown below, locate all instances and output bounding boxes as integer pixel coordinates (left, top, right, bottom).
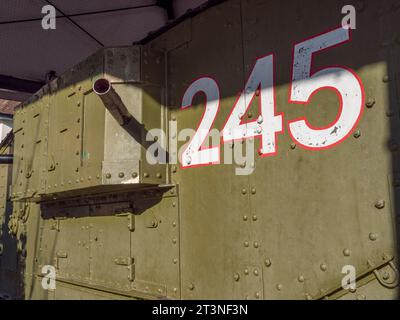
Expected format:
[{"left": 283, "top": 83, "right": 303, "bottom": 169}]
[{"left": 180, "top": 27, "right": 365, "bottom": 168}]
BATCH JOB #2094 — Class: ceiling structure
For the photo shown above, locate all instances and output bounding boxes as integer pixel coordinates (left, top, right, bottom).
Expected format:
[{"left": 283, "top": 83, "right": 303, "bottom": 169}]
[{"left": 0, "top": 0, "right": 209, "bottom": 113}]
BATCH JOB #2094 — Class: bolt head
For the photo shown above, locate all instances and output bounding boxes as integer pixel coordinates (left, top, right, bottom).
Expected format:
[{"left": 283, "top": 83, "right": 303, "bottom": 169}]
[
  {"left": 369, "top": 232, "right": 378, "bottom": 241},
  {"left": 276, "top": 284, "right": 282, "bottom": 291},
  {"left": 253, "top": 269, "right": 259, "bottom": 276},
  {"left": 343, "top": 248, "right": 351, "bottom": 256},
  {"left": 365, "top": 97, "right": 376, "bottom": 108},
  {"left": 132, "top": 172, "right": 138, "bottom": 178},
  {"left": 105, "top": 173, "right": 111, "bottom": 179},
  {"left": 320, "top": 263, "right": 327, "bottom": 272},
  {"left": 298, "top": 275, "right": 305, "bottom": 283},
  {"left": 264, "top": 258, "right": 272, "bottom": 267},
  {"left": 118, "top": 172, "right": 124, "bottom": 178},
  {"left": 375, "top": 200, "right": 385, "bottom": 209},
  {"left": 382, "top": 271, "right": 390, "bottom": 280},
  {"left": 234, "top": 273, "right": 240, "bottom": 281},
  {"left": 241, "top": 188, "right": 247, "bottom": 195},
  {"left": 382, "top": 75, "right": 390, "bottom": 83}
]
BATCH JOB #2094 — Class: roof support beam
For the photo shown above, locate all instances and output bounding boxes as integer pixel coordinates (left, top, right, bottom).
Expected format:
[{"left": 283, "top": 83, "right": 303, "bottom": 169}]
[{"left": 0, "top": 75, "right": 44, "bottom": 94}]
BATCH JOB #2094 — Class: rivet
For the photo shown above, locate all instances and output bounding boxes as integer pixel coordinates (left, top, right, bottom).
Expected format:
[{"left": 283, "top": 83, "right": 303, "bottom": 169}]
[
  {"left": 253, "top": 241, "right": 259, "bottom": 248},
  {"left": 290, "top": 142, "right": 296, "bottom": 149},
  {"left": 375, "top": 200, "right": 385, "bottom": 209},
  {"left": 386, "top": 110, "right": 394, "bottom": 117},
  {"left": 305, "top": 293, "right": 313, "bottom": 300},
  {"left": 233, "top": 273, "right": 240, "bottom": 281},
  {"left": 105, "top": 173, "right": 111, "bottom": 179},
  {"left": 132, "top": 172, "right": 138, "bottom": 178},
  {"left": 365, "top": 97, "right": 375, "bottom": 108},
  {"left": 276, "top": 284, "right": 282, "bottom": 291},
  {"left": 264, "top": 258, "right": 272, "bottom": 267},
  {"left": 118, "top": 172, "right": 124, "bottom": 178},
  {"left": 172, "top": 166, "right": 177, "bottom": 173},
  {"left": 241, "top": 188, "right": 247, "bottom": 195},
  {"left": 253, "top": 269, "right": 259, "bottom": 276},
  {"left": 369, "top": 232, "right": 377, "bottom": 241},
  {"left": 173, "top": 258, "right": 178, "bottom": 264},
  {"left": 349, "top": 287, "right": 357, "bottom": 293},
  {"left": 251, "top": 187, "right": 256, "bottom": 194},
  {"left": 172, "top": 221, "right": 177, "bottom": 227},
  {"left": 243, "top": 215, "right": 248, "bottom": 221},
  {"left": 171, "top": 115, "right": 176, "bottom": 121},
  {"left": 255, "top": 292, "right": 260, "bottom": 299},
  {"left": 172, "top": 202, "right": 176, "bottom": 207},
  {"left": 188, "top": 283, "right": 195, "bottom": 290},
  {"left": 172, "top": 238, "right": 177, "bottom": 244},
  {"left": 244, "top": 241, "right": 249, "bottom": 247},
  {"left": 143, "top": 172, "right": 149, "bottom": 178},
  {"left": 252, "top": 215, "right": 257, "bottom": 221},
  {"left": 343, "top": 248, "right": 351, "bottom": 256},
  {"left": 244, "top": 268, "right": 249, "bottom": 275},
  {"left": 156, "top": 172, "right": 162, "bottom": 178},
  {"left": 353, "top": 130, "right": 361, "bottom": 138},
  {"left": 382, "top": 75, "right": 390, "bottom": 83},
  {"left": 298, "top": 275, "right": 305, "bottom": 283},
  {"left": 320, "top": 263, "right": 327, "bottom": 271}
]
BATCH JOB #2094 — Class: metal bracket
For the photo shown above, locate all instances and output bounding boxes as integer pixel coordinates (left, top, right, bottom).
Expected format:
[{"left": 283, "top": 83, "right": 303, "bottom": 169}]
[
  {"left": 54, "top": 251, "right": 68, "bottom": 269},
  {"left": 373, "top": 261, "right": 399, "bottom": 289},
  {"left": 114, "top": 256, "right": 135, "bottom": 282}
]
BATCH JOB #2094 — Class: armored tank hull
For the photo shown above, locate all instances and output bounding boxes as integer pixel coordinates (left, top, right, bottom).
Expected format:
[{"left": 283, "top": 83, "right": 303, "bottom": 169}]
[{"left": 0, "top": 0, "right": 400, "bottom": 300}]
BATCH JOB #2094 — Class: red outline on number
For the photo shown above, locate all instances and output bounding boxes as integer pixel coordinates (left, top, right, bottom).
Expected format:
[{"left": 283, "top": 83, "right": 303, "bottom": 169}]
[
  {"left": 221, "top": 53, "right": 284, "bottom": 157},
  {"left": 179, "top": 75, "right": 221, "bottom": 169},
  {"left": 287, "top": 25, "right": 365, "bottom": 151}
]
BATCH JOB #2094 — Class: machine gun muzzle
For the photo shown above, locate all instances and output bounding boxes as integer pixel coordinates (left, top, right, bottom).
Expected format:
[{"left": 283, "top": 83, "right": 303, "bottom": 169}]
[{"left": 93, "top": 78, "right": 134, "bottom": 127}]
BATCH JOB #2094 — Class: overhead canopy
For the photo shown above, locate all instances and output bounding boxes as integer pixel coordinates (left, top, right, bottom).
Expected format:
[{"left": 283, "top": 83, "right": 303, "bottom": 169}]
[{"left": 0, "top": 0, "right": 209, "bottom": 113}]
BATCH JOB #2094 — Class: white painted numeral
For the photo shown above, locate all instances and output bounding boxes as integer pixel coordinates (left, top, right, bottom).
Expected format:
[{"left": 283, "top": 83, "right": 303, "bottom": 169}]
[
  {"left": 180, "top": 77, "right": 220, "bottom": 167},
  {"left": 222, "top": 55, "right": 283, "bottom": 156},
  {"left": 288, "top": 27, "right": 364, "bottom": 149}
]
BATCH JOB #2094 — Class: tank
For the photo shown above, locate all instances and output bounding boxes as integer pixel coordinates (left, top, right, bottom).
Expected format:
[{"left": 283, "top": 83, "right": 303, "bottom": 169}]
[{"left": 0, "top": 0, "right": 399, "bottom": 300}]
